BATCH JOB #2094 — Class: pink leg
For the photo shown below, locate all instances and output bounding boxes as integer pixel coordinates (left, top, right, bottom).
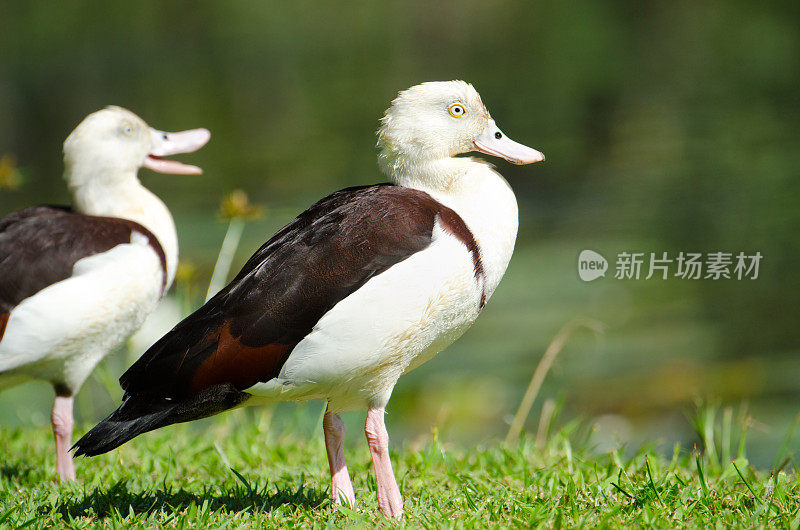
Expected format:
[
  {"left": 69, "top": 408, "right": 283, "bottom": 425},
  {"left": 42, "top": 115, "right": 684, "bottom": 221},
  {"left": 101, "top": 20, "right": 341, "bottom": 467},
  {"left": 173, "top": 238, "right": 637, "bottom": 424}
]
[
  {"left": 52, "top": 395, "right": 75, "bottom": 482},
  {"left": 323, "top": 410, "right": 356, "bottom": 508},
  {"left": 365, "top": 407, "right": 403, "bottom": 518}
]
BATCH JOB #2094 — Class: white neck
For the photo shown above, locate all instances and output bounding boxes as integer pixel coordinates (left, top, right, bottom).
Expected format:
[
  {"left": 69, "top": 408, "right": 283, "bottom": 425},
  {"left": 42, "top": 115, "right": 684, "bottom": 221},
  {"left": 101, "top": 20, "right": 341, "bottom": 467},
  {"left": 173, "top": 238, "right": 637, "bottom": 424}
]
[
  {"left": 388, "top": 156, "right": 519, "bottom": 298},
  {"left": 67, "top": 169, "right": 178, "bottom": 289}
]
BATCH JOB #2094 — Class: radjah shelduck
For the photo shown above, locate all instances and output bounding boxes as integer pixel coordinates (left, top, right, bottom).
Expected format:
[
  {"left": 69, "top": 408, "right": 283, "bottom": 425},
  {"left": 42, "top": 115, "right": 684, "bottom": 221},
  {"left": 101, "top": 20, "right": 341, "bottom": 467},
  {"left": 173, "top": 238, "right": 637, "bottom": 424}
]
[
  {"left": 74, "top": 81, "right": 544, "bottom": 516},
  {"left": 0, "top": 107, "right": 209, "bottom": 481}
]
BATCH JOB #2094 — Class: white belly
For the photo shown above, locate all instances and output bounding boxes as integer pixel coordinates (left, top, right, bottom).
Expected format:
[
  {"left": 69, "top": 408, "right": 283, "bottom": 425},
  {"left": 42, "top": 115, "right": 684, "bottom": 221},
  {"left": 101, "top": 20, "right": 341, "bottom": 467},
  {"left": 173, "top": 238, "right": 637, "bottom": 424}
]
[
  {"left": 246, "top": 224, "right": 483, "bottom": 412},
  {"left": 0, "top": 234, "right": 163, "bottom": 392}
]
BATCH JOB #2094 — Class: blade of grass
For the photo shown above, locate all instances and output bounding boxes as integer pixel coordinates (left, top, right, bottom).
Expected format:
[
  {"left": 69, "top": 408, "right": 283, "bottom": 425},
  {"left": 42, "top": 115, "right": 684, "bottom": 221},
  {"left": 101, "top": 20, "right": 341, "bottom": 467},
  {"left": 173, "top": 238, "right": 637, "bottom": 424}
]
[
  {"left": 206, "top": 218, "right": 245, "bottom": 302},
  {"left": 505, "top": 318, "right": 605, "bottom": 445},
  {"left": 721, "top": 406, "right": 732, "bottom": 465},
  {"left": 645, "top": 456, "right": 664, "bottom": 506},
  {"left": 230, "top": 467, "right": 254, "bottom": 498},
  {"left": 736, "top": 404, "right": 750, "bottom": 461},
  {"left": 0, "top": 507, "right": 17, "bottom": 526},
  {"left": 696, "top": 454, "right": 710, "bottom": 501},
  {"left": 610, "top": 481, "right": 633, "bottom": 500},
  {"left": 732, "top": 461, "right": 760, "bottom": 502},
  {"left": 535, "top": 398, "right": 556, "bottom": 449}
]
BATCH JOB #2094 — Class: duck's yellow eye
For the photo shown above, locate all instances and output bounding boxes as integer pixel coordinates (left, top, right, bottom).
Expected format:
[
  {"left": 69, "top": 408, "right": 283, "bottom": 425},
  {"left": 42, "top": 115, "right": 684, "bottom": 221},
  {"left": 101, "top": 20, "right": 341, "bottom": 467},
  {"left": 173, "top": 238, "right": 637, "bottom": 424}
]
[
  {"left": 122, "top": 124, "right": 134, "bottom": 136},
  {"left": 448, "top": 103, "right": 466, "bottom": 118}
]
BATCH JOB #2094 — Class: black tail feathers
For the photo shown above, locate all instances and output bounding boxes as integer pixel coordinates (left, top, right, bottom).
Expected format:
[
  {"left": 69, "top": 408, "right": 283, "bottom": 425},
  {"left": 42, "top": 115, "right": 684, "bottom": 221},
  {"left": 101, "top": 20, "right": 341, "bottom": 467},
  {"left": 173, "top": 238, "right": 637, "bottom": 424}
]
[
  {"left": 72, "top": 397, "right": 174, "bottom": 457},
  {"left": 72, "top": 383, "right": 250, "bottom": 457}
]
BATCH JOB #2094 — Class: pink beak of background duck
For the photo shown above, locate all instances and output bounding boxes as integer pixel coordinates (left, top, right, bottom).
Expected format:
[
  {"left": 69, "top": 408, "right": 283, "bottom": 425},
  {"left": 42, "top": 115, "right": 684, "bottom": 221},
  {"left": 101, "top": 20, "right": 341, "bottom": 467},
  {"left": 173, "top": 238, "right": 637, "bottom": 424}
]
[
  {"left": 143, "top": 127, "right": 211, "bottom": 174},
  {"left": 473, "top": 119, "right": 544, "bottom": 165}
]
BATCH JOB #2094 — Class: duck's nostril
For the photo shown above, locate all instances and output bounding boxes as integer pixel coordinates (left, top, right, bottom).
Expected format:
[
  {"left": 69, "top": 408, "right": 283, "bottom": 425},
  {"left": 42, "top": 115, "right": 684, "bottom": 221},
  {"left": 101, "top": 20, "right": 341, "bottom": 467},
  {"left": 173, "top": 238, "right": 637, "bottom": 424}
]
[
  {"left": 163, "top": 134, "right": 169, "bottom": 141},
  {"left": 495, "top": 132, "right": 502, "bottom": 140}
]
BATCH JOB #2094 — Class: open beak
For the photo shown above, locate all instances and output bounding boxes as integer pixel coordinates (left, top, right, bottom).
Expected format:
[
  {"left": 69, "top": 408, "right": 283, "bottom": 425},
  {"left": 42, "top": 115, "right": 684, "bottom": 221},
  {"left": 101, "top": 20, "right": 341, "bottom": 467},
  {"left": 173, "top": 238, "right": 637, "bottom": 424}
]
[
  {"left": 143, "top": 127, "right": 211, "bottom": 175},
  {"left": 473, "top": 119, "right": 544, "bottom": 165}
]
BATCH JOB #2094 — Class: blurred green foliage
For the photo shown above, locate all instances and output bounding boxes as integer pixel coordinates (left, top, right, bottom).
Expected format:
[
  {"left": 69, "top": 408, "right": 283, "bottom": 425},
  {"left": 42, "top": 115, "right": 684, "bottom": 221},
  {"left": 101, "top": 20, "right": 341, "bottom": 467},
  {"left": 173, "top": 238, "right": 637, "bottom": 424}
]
[{"left": 0, "top": 1, "right": 798, "bottom": 466}]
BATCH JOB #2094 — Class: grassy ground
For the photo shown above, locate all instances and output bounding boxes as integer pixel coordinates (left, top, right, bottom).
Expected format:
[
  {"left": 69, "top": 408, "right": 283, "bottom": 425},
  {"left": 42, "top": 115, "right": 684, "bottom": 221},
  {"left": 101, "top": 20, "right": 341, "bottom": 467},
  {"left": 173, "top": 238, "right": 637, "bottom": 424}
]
[{"left": 1, "top": 406, "right": 798, "bottom": 528}]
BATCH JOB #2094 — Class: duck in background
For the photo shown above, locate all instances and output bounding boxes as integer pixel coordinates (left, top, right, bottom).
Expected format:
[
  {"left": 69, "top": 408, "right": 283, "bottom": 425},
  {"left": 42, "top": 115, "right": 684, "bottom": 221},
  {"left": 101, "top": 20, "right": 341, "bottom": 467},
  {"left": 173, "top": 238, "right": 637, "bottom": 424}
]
[
  {"left": 0, "top": 107, "right": 209, "bottom": 481},
  {"left": 74, "top": 81, "right": 543, "bottom": 517}
]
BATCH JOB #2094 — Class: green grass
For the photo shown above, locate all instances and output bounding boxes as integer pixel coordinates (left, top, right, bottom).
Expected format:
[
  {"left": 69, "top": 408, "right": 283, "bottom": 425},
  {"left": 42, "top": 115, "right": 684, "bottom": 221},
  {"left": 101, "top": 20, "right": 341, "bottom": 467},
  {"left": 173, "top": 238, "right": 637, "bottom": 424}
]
[{"left": 1, "top": 406, "right": 798, "bottom": 528}]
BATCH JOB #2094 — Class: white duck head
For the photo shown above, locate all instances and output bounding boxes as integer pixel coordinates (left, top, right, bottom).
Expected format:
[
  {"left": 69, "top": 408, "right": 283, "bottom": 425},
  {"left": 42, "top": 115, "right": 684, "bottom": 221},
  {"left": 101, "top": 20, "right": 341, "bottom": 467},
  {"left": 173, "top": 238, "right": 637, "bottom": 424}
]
[
  {"left": 378, "top": 81, "right": 544, "bottom": 183},
  {"left": 62, "top": 106, "right": 210, "bottom": 289},
  {"left": 63, "top": 106, "right": 210, "bottom": 189}
]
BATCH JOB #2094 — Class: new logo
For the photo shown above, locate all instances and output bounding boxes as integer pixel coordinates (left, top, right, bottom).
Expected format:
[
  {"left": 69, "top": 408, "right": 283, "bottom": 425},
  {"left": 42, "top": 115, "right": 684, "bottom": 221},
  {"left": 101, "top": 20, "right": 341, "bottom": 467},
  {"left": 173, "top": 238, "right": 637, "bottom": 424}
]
[{"left": 578, "top": 250, "right": 608, "bottom": 282}]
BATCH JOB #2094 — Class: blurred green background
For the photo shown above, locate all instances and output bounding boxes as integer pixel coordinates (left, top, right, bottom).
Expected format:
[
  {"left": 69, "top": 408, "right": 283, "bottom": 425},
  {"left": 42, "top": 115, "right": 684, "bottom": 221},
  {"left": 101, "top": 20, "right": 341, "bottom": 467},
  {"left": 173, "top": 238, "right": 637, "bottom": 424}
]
[{"left": 1, "top": 1, "right": 798, "bottom": 467}]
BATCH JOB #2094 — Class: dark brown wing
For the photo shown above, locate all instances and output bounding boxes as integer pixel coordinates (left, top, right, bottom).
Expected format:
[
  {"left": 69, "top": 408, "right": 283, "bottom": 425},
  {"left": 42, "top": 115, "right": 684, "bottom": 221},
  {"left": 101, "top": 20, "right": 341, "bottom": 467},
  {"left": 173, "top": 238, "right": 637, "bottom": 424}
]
[
  {"left": 120, "top": 184, "right": 479, "bottom": 400},
  {"left": 0, "top": 206, "right": 166, "bottom": 316}
]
